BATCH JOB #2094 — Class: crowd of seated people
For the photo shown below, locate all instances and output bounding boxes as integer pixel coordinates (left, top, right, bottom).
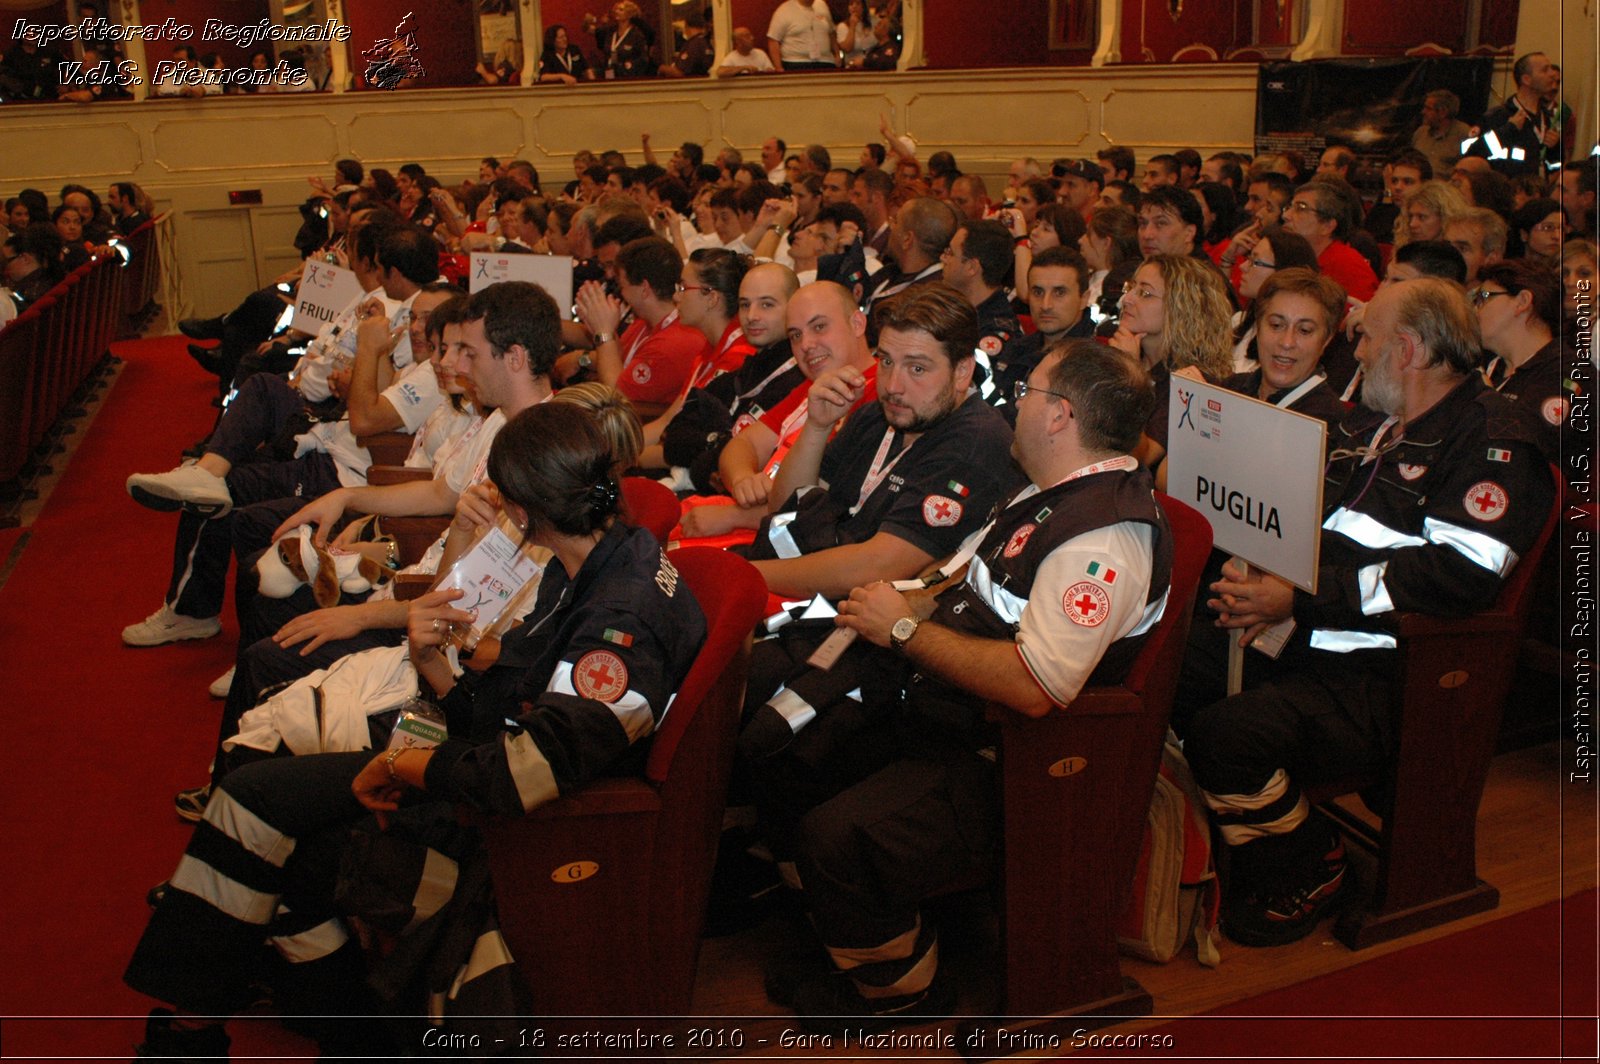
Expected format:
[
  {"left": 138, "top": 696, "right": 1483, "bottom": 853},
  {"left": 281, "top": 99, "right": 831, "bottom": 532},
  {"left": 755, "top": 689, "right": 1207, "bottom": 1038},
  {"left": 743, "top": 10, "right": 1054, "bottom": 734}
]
[
  {"left": 0, "top": 180, "right": 155, "bottom": 326},
  {"left": 6, "top": 45, "right": 1583, "bottom": 1054}
]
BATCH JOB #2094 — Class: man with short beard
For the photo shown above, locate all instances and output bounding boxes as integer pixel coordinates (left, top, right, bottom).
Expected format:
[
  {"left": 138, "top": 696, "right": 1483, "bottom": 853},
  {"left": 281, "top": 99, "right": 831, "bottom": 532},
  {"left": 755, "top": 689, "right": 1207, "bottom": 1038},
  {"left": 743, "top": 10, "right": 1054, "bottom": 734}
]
[{"left": 1177, "top": 277, "right": 1554, "bottom": 949}]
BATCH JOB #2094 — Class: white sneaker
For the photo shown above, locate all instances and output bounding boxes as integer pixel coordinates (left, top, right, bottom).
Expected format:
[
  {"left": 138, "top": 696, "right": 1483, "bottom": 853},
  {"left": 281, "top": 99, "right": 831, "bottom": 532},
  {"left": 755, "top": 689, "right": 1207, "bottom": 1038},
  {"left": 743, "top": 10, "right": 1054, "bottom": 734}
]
[
  {"left": 127, "top": 461, "right": 232, "bottom": 517},
  {"left": 208, "top": 666, "right": 235, "bottom": 699},
  {"left": 122, "top": 605, "right": 222, "bottom": 647}
]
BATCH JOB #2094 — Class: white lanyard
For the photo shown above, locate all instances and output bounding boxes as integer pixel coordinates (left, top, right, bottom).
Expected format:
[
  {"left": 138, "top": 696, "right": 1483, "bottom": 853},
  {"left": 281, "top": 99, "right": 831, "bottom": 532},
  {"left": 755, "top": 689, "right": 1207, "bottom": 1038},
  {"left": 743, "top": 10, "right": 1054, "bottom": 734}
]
[
  {"left": 763, "top": 400, "right": 812, "bottom": 477},
  {"left": 557, "top": 50, "right": 574, "bottom": 73},
  {"left": 852, "top": 426, "right": 911, "bottom": 515},
  {"left": 737, "top": 354, "right": 798, "bottom": 403},
  {"left": 691, "top": 324, "right": 744, "bottom": 390},
  {"left": 1271, "top": 371, "right": 1325, "bottom": 410},
  {"left": 620, "top": 309, "right": 677, "bottom": 371}
]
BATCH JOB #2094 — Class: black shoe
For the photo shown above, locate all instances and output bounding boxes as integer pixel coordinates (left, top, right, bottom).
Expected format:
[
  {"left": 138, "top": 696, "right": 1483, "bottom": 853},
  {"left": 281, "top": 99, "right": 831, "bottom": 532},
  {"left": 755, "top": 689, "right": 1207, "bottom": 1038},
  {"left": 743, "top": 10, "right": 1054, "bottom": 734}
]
[
  {"left": 175, "top": 784, "right": 211, "bottom": 824},
  {"left": 134, "top": 1008, "right": 230, "bottom": 1061},
  {"left": 1222, "top": 827, "right": 1348, "bottom": 948},
  {"left": 790, "top": 973, "right": 955, "bottom": 1036},
  {"left": 186, "top": 344, "right": 224, "bottom": 377},
  {"left": 178, "top": 317, "right": 225, "bottom": 341}
]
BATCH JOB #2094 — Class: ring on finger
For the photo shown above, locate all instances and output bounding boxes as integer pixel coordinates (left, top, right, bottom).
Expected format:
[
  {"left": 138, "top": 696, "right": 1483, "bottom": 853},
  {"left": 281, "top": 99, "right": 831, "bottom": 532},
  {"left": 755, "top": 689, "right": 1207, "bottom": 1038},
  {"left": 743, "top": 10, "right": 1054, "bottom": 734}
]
[{"left": 432, "top": 619, "right": 442, "bottom": 633}]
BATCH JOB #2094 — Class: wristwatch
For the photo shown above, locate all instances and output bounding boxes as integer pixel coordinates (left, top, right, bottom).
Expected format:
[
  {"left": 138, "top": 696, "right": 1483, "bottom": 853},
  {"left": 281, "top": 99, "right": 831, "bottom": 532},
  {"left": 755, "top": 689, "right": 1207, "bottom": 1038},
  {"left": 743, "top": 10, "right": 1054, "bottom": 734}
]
[
  {"left": 576, "top": 352, "right": 593, "bottom": 369},
  {"left": 889, "top": 616, "right": 921, "bottom": 651},
  {"left": 592, "top": 331, "right": 615, "bottom": 345}
]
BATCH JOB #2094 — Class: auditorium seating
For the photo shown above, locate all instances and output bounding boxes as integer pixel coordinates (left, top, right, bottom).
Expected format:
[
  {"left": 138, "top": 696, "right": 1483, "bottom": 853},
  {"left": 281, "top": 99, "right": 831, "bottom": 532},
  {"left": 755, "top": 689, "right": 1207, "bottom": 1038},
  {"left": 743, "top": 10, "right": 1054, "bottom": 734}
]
[
  {"left": 474, "top": 547, "right": 768, "bottom": 1020},
  {"left": 1309, "top": 484, "right": 1562, "bottom": 949},
  {"left": 0, "top": 218, "right": 163, "bottom": 497},
  {"left": 957, "top": 494, "right": 1212, "bottom": 1054}
]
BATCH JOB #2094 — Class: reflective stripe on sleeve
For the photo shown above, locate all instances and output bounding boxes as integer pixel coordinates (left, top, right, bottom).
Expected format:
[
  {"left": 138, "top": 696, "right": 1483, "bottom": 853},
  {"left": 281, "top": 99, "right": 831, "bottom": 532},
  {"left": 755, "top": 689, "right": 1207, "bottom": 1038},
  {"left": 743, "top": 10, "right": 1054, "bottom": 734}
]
[
  {"left": 549, "top": 660, "right": 655, "bottom": 742},
  {"left": 1309, "top": 628, "right": 1398, "bottom": 652},
  {"left": 826, "top": 916, "right": 920, "bottom": 971},
  {"left": 447, "top": 929, "right": 515, "bottom": 1001},
  {"left": 1322, "top": 507, "right": 1427, "bottom": 551},
  {"left": 1422, "top": 517, "right": 1519, "bottom": 576},
  {"left": 1358, "top": 561, "right": 1395, "bottom": 617},
  {"left": 503, "top": 731, "right": 559, "bottom": 813}
]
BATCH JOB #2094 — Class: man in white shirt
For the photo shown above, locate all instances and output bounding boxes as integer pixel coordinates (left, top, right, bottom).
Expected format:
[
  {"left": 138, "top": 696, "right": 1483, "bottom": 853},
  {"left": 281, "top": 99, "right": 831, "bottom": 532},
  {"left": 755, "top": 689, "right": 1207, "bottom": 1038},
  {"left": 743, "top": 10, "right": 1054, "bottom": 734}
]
[
  {"left": 716, "top": 26, "right": 775, "bottom": 76},
  {"left": 767, "top": 0, "right": 837, "bottom": 72}
]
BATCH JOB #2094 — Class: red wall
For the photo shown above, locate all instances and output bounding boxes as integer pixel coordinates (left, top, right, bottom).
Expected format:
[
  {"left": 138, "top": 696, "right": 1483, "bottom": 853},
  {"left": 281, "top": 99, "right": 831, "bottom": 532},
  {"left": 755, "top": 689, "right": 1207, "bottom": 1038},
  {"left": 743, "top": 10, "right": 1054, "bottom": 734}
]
[
  {"left": 0, "top": 2, "right": 69, "bottom": 52},
  {"left": 144, "top": 0, "right": 270, "bottom": 67},
  {"left": 922, "top": 0, "right": 1049, "bottom": 67},
  {"left": 730, "top": 0, "right": 789, "bottom": 43},
  {"left": 1121, "top": 0, "right": 1239, "bottom": 63},
  {"left": 342, "top": 0, "right": 479, "bottom": 89},
  {"left": 1342, "top": 0, "right": 1468, "bottom": 54}
]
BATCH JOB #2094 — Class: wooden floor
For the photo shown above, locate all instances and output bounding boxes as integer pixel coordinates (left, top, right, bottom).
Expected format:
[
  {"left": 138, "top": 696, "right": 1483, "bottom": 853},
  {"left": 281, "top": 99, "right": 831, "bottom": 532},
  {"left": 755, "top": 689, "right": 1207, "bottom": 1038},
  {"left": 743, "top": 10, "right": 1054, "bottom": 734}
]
[{"left": 671, "top": 740, "right": 1595, "bottom": 1059}]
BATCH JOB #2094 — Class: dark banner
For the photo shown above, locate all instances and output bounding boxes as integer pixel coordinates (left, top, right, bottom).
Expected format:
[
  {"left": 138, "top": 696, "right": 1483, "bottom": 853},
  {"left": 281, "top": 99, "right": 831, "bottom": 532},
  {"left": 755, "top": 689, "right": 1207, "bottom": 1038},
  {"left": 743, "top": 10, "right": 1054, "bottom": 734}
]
[{"left": 1255, "top": 56, "right": 1497, "bottom": 160}]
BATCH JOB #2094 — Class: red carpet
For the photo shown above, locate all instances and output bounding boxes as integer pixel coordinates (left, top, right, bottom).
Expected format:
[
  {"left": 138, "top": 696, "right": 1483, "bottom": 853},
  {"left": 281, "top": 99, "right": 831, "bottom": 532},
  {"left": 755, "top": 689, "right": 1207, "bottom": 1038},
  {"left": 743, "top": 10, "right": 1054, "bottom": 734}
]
[
  {"left": 0, "top": 337, "right": 313, "bottom": 1058},
  {"left": 0, "top": 338, "right": 1591, "bottom": 1060}
]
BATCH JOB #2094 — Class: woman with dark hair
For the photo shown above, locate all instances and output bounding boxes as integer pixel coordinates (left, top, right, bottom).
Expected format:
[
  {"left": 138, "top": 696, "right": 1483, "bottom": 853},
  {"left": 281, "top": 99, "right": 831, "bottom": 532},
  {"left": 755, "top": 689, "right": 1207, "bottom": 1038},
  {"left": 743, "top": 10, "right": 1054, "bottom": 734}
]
[
  {"left": 1514, "top": 197, "right": 1564, "bottom": 267},
  {"left": 1192, "top": 181, "right": 1242, "bottom": 261},
  {"left": 1079, "top": 204, "right": 1139, "bottom": 309},
  {"left": 538, "top": 23, "right": 592, "bottom": 84},
  {"left": 1226, "top": 267, "right": 1349, "bottom": 424},
  {"left": 1014, "top": 177, "right": 1055, "bottom": 229},
  {"left": 676, "top": 247, "right": 755, "bottom": 389},
  {"left": 1010, "top": 202, "right": 1086, "bottom": 298},
  {"left": 1229, "top": 225, "right": 1320, "bottom": 368},
  {"left": 364, "top": 168, "right": 400, "bottom": 207},
  {"left": 125, "top": 402, "right": 706, "bottom": 1058}
]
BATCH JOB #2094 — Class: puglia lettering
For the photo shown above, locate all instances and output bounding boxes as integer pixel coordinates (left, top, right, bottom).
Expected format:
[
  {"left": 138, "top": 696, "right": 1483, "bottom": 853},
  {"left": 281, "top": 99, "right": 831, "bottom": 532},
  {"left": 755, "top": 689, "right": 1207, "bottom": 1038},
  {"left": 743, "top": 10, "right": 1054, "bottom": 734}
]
[{"left": 1195, "top": 475, "right": 1282, "bottom": 538}]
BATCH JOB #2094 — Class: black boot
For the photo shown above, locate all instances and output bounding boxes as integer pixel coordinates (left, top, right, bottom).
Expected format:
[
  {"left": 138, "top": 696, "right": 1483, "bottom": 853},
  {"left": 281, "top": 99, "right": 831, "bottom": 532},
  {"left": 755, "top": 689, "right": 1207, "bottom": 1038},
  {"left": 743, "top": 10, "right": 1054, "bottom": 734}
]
[{"left": 178, "top": 317, "right": 226, "bottom": 341}]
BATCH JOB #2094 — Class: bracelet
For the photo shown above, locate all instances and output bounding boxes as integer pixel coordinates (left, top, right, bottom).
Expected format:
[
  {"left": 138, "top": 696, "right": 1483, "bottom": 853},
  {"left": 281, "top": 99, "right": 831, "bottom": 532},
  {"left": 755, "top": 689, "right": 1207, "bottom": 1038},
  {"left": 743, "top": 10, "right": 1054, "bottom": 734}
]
[
  {"left": 592, "top": 332, "right": 614, "bottom": 345},
  {"left": 384, "top": 746, "right": 406, "bottom": 783}
]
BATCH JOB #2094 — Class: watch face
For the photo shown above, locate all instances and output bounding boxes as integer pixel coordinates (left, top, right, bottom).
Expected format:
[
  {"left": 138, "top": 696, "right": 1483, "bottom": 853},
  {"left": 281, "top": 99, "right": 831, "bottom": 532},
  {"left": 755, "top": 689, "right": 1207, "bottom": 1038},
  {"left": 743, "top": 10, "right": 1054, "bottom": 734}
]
[{"left": 891, "top": 617, "right": 918, "bottom": 645}]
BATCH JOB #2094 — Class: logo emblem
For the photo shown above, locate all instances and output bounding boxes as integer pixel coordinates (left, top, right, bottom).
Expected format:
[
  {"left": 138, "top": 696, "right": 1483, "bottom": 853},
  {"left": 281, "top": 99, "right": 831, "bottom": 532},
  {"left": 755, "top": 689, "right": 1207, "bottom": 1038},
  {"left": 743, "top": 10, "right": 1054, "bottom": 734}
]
[
  {"left": 1004, "top": 523, "right": 1036, "bottom": 558},
  {"left": 1063, "top": 581, "right": 1110, "bottom": 627},
  {"left": 631, "top": 362, "right": 652, "bottom": 385},
  {"left": 1464, "top": 481, "right": 1509, "bottom": 522},
  {"left": 573, "top": 650, "right": 629, "bottom": 702},
  {"left": 978, "top": 335, "right": 1003, "bottom": 356},
  {"left": 1397, "top": 463, "right": 1427, "bottom": 481},
  {"left": 1542, "top": 396, "right": 1567, "bottom": 426},
  {"left": 923, "top": 494, "right": 962, "bottom": 527}
]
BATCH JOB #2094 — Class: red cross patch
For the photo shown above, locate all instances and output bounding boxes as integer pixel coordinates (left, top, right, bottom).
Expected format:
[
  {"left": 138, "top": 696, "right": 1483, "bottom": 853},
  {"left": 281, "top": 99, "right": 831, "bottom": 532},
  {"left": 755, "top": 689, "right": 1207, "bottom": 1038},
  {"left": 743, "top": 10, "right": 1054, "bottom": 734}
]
[
  {"left": 1004, "top": 522, "right": 1037, "bottom": 558},
  {"left": 978, "top": 335, "right": 1003, "bottom": 356},
  {"left": 630, "top": 362, "right": 652, "bottom": 385},
  {"left": 1464, "top": 481, "right": 1508, "bottom": 522},
  {"left": 1542, "top": 396, "right": 1567, "bottom": 426},
  {"left": 573, "top": 649, "right": 629, "bottom": 703},
  {"left": 922, "top": 494, "right": 962, "bottom": 527},
  {"left": 1397, "top": 463, "right": 1427, "bottom": 481},
  {"left": 1063, "top": 581, "right": 1110, "bottom": 627}
]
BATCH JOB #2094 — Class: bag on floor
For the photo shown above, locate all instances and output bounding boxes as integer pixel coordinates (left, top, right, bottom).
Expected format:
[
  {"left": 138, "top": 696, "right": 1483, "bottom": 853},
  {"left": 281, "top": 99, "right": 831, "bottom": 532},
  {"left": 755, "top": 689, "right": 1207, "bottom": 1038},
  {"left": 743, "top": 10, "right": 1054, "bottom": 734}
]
[{"left": 1116, "top": 732, "right": 1221, "bottom": 966}]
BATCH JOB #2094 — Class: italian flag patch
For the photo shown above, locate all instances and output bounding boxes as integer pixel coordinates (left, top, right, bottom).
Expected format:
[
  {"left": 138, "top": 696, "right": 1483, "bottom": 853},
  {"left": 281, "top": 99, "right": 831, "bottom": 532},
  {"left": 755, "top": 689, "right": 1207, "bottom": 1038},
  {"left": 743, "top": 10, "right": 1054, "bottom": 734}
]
[
  {"left": 1086, "top": 560, "right": 1118, "bottom": 584},
  {"left": 1487, "top": 447, "right": 1512, "bottom": 463},
  {"left": 947, "top": 480, "right": 970, "bottom": 497},
  {"left": 602, "top": 628, "right": 634, "bottom": 647}
]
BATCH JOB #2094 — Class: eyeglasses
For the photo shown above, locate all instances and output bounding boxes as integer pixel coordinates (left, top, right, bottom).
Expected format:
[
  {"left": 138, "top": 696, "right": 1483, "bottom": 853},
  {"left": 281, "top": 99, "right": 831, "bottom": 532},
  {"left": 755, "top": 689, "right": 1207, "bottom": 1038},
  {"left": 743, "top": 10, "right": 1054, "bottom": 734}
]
[
  {"left": 1532, "top": 221, "right": 1563, "bottom": 233},
  {"left": 1471, "top": 288, "right": 1512, "bottom": 307},
  {"left": 1013, "top": 380, "right": 1070, "bottom": 403},
  {"left": 1285, "top": 200, "right": 1330, "bottom": 218},
  {"left": 676, "top": 283, "right": 715, "bottom": 295},
  {"left": 1249, "top": 257, "right": 1277, "bottom": 270}
]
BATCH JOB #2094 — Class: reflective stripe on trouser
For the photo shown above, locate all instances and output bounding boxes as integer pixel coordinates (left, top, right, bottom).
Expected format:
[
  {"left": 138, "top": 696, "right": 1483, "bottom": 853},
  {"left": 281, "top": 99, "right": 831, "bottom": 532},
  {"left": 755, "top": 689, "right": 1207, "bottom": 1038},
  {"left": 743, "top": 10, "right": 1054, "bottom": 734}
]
[
  {"left": 1199, "top": 767, "right": 1310, "bottom": 845},
  {"left": 124, "top": 750, "right": 375, "bottom": 1016},
  {"left": 794, "top": 748, "right": 996, "bottom": 1001}
]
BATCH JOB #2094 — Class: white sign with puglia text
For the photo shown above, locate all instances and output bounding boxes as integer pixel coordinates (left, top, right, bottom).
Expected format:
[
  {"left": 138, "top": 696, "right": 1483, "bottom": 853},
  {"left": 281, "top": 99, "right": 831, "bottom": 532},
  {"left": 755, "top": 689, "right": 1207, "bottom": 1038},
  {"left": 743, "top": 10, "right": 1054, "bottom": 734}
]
[
  {"left": 290, "top": 259, "right": 364, "bottom": 335},
  {"left": 467, "top": 252, "right": 573, "bottom": 313},
  {"left": 1165, "top": 375, "right": 1325, "bottom": 592}
]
